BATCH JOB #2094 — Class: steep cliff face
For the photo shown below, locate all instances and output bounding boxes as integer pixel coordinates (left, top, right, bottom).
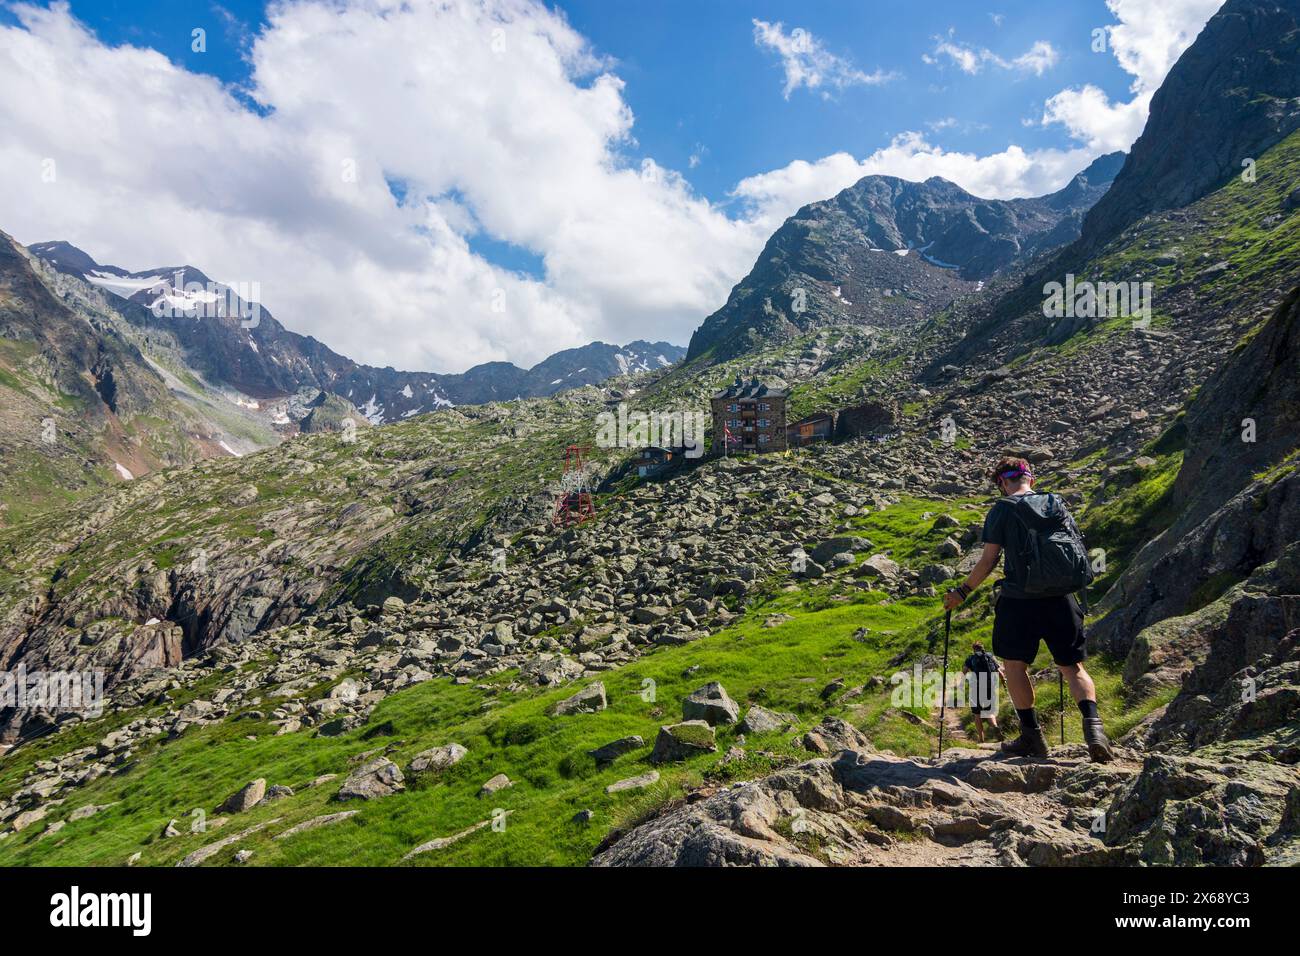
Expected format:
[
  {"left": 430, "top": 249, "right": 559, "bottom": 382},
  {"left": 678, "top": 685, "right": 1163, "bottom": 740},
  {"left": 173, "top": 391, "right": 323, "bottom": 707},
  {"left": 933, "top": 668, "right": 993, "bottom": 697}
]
[
  {"left": 685, "top": 154, "right": 1121, "bottom": 364},
  {"left": 1092, "top": 286, "right": 1300, "bottom": 655},
  {"left": 0, "top": 232, "right": 207, "bottom": 514},
  {"left": 1079, "top": 0, "right": 1300, "bottom": 251}
]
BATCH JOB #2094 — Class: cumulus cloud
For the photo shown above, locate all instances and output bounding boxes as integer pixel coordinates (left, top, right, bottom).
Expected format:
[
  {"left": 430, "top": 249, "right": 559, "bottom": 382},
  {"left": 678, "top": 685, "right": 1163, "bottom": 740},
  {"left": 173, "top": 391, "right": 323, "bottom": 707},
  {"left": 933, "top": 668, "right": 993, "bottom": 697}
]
[
  {"left": 752, "top": 19, "right": 896, "bottom": 99},
  {"left": 732, "top": 132, "right": 1097, "bottom": 223},
  {"left": 0, "top": 0, "right": 1228, "bottom": 375},
  {"left": 1013, "top": 40, "right": 1061, "bottom": 76},
  {"left": 1040, "top": 0, "right": 1223, "bottom": 151},
  {"left": 924, "top": 32, "right": 1059, "bottom": 76},
  {"left": 0, "top": 0, "right": 770, "bottom": 371}
]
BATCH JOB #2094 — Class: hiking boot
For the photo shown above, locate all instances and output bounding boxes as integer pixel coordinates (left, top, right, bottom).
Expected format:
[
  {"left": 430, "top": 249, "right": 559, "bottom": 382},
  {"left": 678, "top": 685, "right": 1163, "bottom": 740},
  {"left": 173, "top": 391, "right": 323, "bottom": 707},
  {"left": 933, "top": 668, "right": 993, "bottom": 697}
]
[
  {"left": 1000, "top": 725, "right": 1048, "bottom": 759},
  {"left": 1083, "top": 717, "right": 1114, "bottom": 763}
]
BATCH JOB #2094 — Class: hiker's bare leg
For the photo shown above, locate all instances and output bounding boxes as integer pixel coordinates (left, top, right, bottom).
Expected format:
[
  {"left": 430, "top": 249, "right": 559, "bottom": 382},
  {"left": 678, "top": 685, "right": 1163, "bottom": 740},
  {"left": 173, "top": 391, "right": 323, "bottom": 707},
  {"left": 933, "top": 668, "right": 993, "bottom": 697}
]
[
  {"left": 1003, "top": 660, "right": 1034, "bottom": 709},
  {"left": 972, "top": 715, "right": 985, "bottom": 742},
  {"left": 1058, "top": 662, "right": 1096, "bottom": 703}
]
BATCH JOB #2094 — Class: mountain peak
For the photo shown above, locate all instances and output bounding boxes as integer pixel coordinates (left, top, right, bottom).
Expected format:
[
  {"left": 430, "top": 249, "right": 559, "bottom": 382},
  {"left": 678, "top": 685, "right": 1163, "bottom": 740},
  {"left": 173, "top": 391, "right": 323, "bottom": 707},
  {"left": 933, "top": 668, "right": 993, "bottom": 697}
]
[
  {"left": 686, "top": 158, "right": 1119, "bottom": 363},
  {"left": 1079, "top": 0, "right": 1300, "bottom": 249}
]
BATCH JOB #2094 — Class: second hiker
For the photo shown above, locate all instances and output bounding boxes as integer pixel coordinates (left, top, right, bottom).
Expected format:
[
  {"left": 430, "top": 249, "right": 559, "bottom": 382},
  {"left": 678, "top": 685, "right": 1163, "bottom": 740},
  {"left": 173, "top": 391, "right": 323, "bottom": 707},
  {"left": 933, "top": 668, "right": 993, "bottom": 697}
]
[
  {"left": 942, "top": 456, "right": 1114, "bottom": 762},
  {"left": 961, "top": 641, "right": 1004, "bottom": 743}
]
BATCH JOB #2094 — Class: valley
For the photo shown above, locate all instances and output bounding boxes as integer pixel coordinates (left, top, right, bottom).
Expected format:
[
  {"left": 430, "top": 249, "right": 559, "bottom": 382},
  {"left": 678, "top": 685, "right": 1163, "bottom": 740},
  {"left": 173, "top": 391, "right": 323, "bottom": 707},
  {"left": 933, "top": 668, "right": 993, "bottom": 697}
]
[{"left": 0, "top": 0, "right": 1297, "bottom": 871}]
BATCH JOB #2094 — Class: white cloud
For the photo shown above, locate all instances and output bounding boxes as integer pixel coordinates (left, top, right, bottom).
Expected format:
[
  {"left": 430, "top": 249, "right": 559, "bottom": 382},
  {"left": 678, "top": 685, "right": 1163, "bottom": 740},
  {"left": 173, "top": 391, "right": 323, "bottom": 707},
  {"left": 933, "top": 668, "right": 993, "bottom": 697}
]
[
  {"left": 0, "top": 0, "right": 769, "bottom": 372},
  {"left": 925, "top": 39, "right": 983, "bottom": 74},
  {"left": 733, "top": 132, "right": 1096, "bottom": 221},
  {"left": 748, "top": 1, "right": 1225, "bottom": 217},
  {"left": 752, "top": 19, "right": 896, "bottom": 99},
  {"left": 1040, "top": 0, "right": 1223, "bottom": 151},
  {"left": 1013, "top": 40, "right": 1060, "bottom": 76},
  {"left": 0, "top": 0, "right": 1228, "bottom": 377},
  {"left": 924, "top": 32, "right": 1058, "bottom": 76}
]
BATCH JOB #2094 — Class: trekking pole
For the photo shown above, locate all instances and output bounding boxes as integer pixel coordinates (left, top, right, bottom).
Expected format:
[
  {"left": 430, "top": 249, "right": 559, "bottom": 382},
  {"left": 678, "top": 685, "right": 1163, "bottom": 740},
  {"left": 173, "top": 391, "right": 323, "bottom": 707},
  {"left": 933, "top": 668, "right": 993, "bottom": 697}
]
[
  {"left": 1063, "top": 588, "right": 1086, "bottom": 747},
  {"left": 938, "top": 609, "right": 952, "bottom": 760},
  {"left": 1059, "top": 671, "right": 1065, "bottom": 745}
]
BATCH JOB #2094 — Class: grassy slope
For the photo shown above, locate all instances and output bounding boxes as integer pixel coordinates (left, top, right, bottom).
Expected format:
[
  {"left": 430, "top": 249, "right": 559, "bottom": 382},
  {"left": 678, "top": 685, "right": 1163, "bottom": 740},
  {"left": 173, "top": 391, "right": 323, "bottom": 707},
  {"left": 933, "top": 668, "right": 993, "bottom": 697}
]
[
  {"left": 0, "top": 496, "right": 1170, "bottom": 867},
  {"left": 9, "top": 127, "right": 1292, "bottom": 870}
]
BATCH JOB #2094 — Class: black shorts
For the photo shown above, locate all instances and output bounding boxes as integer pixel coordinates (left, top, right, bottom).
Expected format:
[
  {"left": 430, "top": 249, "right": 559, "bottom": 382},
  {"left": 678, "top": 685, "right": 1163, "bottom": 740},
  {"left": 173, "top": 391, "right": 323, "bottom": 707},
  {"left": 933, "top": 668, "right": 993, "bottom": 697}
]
[{"left": 991, "top": 594, "right": 1086, "bottom": 666}]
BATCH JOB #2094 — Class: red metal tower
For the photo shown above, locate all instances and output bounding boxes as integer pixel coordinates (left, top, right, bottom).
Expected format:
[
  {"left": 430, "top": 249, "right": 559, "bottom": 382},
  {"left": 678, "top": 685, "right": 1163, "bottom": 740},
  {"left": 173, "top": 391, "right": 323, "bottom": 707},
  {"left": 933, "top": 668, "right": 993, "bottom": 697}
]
[{"left": 552, "top": 444, "right": 596, "bottom": 527}]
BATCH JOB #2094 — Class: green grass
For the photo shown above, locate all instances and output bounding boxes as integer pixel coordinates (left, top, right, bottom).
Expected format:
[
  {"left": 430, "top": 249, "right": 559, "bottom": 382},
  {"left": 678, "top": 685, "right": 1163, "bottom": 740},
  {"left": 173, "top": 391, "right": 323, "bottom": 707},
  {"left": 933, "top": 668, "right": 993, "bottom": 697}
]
[
  {"left": 0, "top": 585, "right": 938, "bottom": 867},
  {"left": 0, "top": 494, "right": 1007, "bottom": 868},
  {"left": 1078, "top": 422, "right": 1186, "bottom": 595},
  {"left": 0, "top": 482, "right": 1179, "bottom": 867},
  {"left": 849, "top": 494, "right": 985, "bottom": 565},
  {"left": 786, "top": 353, "right": 905, "bottom": 421}
]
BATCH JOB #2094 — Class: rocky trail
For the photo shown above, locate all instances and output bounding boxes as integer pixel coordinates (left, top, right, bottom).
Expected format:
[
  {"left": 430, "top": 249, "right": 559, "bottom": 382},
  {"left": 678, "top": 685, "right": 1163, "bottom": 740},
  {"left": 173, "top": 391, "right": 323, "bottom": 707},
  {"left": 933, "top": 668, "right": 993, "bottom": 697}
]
[{"left": 591, "top": 720, "right": 1282, "bottom": 867}]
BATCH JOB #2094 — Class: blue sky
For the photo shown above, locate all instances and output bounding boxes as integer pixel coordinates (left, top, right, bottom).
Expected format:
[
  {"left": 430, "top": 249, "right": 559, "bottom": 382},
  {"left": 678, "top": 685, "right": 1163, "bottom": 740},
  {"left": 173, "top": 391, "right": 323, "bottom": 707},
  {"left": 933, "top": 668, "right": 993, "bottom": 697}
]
[
  {"left": 0, "top": 0, "right": 1223, "bottom": 371},
  {"left": 32, "top": 0, "right": 1135, "bottom": 205}
]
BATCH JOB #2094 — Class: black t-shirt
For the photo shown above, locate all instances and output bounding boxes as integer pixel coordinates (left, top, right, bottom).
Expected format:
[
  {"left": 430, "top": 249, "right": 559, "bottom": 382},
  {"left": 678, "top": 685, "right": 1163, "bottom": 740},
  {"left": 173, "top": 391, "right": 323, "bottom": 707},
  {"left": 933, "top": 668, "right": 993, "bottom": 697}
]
[{"left": 981, "top": 492, "right": 1036, "bottom": 599}]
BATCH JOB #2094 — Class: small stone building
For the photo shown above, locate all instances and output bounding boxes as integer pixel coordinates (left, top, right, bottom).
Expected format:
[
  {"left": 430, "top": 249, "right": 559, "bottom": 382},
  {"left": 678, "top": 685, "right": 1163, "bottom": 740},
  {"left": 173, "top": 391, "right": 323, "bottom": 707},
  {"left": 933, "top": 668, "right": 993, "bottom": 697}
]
[
  {"left": 711, "top": 376, "right": 787, "bottom": 453},
  {"left": 635, "top": 446, "right": 681, "bottom": 477},
  {"left": 787, "top": 412, "right": 835, "bottom": 448}
]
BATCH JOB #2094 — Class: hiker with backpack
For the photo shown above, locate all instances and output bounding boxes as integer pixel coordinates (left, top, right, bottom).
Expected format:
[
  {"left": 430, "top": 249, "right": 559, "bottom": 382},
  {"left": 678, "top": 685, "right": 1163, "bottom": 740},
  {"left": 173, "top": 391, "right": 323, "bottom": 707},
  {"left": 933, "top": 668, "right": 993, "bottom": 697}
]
[
  {"left": 960, "top": 642, "right": 1004, "bottom": 743},
  {"left": 942, "top": 457, "right": 1114, "bottom": 763}
]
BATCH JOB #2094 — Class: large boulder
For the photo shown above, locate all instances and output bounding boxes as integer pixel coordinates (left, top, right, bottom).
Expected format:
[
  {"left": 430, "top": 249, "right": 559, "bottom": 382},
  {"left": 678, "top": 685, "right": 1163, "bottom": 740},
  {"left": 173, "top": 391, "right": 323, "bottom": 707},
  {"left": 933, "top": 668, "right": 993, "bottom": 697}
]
[
  {"left": 802, "top": 717, "right": 873, "bottom": 755},
  {"left": 650, "top": 721, "right": 717, "bottom": 764},
  {"left": 681, "top": 682, "right": 740, "bottom": 725},
  {"left": 739, "top": 705, "right": 795, "bottom": 735},
  {"left": 835, "top": 400, "right": 900, "bottom": 440},
  {"left": 856, "top": 554, "right": 901, "bottom": 580},
  {"left": 409, "top": 743, "right": 468, "bottom": 774},
  {"left": 553, "top": 682, "right": 607, "bottom": 716},
  {"left": 478, "top": 773, "right": 512, "bottom": 797},
  {"left": 336, "top": 758, "right": 405, "bottom": 801},
  {"left": 809, "top": 536, "right": 872, "bottom": 565},
  {"left": 1103, "top": 754, "right": 1299, "bottom": 866},
  {"left": 217, "top": 778, "right": 266, "bottom": 814}
]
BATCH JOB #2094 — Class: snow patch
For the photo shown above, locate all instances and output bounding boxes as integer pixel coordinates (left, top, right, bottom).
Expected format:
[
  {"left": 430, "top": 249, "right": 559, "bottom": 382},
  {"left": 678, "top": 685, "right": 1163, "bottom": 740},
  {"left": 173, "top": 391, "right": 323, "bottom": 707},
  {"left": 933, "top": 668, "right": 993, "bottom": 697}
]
[
  {"left": 114, "top": 462, "right": 134, "bottom": 480},
  {"left": 150, "top": 286, "right": 222, "bottom": 315},
  {"left": 360, "top": 394, "right": 384, "bottom": 424},
  {"left": 83, "top": 272, "right": 165, "bottom": 298}
]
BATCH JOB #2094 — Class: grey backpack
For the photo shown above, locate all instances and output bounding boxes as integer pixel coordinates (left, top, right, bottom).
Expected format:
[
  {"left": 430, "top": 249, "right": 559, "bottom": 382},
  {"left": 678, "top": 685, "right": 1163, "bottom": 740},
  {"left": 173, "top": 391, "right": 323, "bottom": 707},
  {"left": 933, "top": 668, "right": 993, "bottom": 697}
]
[{"left": 1005, "top": 493, "right": 1093, "bottom": 598}]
